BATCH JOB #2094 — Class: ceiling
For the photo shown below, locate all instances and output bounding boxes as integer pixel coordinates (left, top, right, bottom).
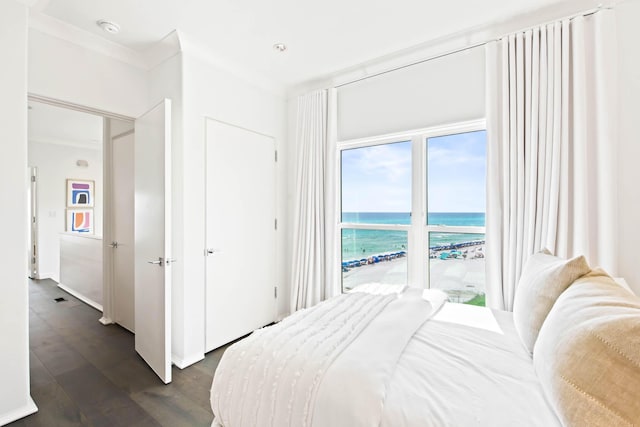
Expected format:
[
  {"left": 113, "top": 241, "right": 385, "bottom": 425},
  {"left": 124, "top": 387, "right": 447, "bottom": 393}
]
[
  {"left": 28, "top": 101, "right": 103, "bottom": 148},
  {"left": 31, "top": 0, "right": 571, "bottom": 87}
]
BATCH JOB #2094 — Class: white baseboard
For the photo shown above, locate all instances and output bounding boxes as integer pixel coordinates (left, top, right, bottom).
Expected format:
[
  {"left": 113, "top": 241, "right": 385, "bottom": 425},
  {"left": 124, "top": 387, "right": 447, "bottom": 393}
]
[
  {"left": 98, "top": 316, "right": 113, "bottom": 325},
  {"left": 172, "top": 352, "right": 205, "bottom": 370},
  {"left": 57, "top": 283, "right": 103, "bottom": 312},
  {"left": 0, "top": 397, "right": 38, "bottom": 425},
  {"left": 35, "top": 272, "right": 54, "bottom": 281}
]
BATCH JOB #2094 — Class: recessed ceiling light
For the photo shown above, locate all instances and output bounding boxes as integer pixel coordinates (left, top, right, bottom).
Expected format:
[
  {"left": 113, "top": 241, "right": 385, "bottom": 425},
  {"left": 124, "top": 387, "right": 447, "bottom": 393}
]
[
  {"left": 97, "top": 19, "right": 120, "bottom": 34},
  {"left": 273, "top": 43, "right": 287, "bottom": 52}
]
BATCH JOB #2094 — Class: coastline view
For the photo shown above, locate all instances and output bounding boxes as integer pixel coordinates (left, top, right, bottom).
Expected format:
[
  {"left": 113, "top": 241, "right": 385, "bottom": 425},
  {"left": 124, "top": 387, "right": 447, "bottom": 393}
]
[
  {"left": 341, "top": 212, "right": 486, "bottom": 305},
  {"left": 340, "top": 130, "right": 487, "bottom": 305}
]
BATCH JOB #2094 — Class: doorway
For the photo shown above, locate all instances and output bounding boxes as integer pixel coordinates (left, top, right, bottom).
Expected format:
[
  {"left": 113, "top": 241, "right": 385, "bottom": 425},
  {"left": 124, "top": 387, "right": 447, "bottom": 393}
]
[
  {"left": 26, "top": 94, "right": 174, "bottom": 385},
  {"left": 27, "top": 100, "right": 105, "bottom": 311}
]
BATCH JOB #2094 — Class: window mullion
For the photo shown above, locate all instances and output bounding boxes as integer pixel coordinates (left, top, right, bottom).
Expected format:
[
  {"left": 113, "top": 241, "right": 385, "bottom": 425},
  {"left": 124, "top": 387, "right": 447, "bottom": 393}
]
[{"left": 409, "top": 135, "right": 425, "bottom": 288}]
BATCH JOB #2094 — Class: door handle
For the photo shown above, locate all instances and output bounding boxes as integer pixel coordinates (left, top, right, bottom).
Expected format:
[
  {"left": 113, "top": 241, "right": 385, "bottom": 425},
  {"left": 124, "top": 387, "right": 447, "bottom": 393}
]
[
  {"left": 108, "top": 241, "right": 119, "bottom": 248},
  {"left": 147, "top": 257, "right": 164, "bottom": 266},
  {"left": 205, "top": 249, "right": 220, "bottom": 256}
]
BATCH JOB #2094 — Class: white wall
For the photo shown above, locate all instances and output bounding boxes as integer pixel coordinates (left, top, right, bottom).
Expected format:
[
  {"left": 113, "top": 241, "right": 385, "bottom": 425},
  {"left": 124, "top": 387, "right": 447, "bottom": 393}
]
[
  {"left": 28, "top": 141, "right": 103, "bottom": 281},
  {"left": 616, "top": 0, "right": 640, "bottom": 295},
  {"left": 0, "top": 1, "right": 37, "bottom": 425},
  {"left": 177, "top": 51, "right": 288, "bottom": 363},
  {"left": 28, "top": 28, "right": 148, "bottom": 118}
]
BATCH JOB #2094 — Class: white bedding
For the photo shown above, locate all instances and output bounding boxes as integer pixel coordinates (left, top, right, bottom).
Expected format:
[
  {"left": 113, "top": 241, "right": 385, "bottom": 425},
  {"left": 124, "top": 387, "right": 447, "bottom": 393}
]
[
  {"left": 210, "top": 293, "right": 560, "bottom": 427},
  {"left": 380, "top": 303, "right": 561, "bottom": 427}
]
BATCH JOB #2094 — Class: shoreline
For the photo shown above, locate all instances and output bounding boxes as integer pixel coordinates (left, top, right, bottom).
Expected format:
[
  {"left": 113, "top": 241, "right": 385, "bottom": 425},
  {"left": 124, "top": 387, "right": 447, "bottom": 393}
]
[
  {"left": 343, "top": 241, "right": 486, "bottom": 303},
  {"left": 342, "top": 240, "right": 485, "bottom": 267}
]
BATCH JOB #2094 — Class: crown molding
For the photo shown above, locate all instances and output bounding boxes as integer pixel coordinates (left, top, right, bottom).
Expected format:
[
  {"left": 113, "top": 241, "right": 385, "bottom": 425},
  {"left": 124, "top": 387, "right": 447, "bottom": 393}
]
[
  {"left": 26, "top": 12, "right": 284, "bottom": 96},
  {"left": 177, "top": 30, "right": 287, "bottom": 98},
  {"left": 142, "top": 30, "right": 182, "bottom": 70},
  {"left": 29, "top": 11, "right": 148, "bottom": 70}
]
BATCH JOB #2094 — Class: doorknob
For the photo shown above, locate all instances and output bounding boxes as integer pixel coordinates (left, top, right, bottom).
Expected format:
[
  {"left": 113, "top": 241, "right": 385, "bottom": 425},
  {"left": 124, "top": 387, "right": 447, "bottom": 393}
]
[
  {"left": 147, "top": 257, "right": 163, "bottom": 266},
  {"left": 205, "top": 248, "right": 219, "bottom": 256},
  {"left": 108, "top": 241, "right": 119, "bottom": 248}
]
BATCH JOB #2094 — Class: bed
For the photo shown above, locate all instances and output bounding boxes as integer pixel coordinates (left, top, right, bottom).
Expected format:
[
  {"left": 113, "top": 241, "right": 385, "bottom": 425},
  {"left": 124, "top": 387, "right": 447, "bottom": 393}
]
[{"left": 210, "top": 252, "right": 640, "bottom": 427}]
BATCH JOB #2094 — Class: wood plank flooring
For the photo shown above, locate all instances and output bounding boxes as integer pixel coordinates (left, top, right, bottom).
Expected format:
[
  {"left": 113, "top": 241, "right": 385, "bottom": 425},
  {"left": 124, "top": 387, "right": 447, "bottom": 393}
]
[{"left": 8, "top": 279, "right": 229, "bottom": 427}]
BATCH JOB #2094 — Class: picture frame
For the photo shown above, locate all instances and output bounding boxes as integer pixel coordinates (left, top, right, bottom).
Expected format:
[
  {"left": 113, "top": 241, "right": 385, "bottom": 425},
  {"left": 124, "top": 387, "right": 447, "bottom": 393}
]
[
  {"left": 66, "top": 209, "right": 94, "bottom": 234},
  {"left": 66, "top": 179, "right": 94, "bottom": 207}
]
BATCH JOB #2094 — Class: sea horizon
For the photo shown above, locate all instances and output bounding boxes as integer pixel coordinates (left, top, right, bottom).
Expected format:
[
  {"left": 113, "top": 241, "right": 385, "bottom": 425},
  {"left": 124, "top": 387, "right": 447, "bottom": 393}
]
[{"left": 342, "top": 211, "right": 485, "bottom": 260}]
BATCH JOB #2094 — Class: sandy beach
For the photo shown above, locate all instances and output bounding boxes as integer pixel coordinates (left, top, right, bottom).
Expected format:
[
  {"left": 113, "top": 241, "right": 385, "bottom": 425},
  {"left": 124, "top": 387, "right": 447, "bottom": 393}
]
[{"left": 343, "top": 243, "right": 486, "bottom": 303}]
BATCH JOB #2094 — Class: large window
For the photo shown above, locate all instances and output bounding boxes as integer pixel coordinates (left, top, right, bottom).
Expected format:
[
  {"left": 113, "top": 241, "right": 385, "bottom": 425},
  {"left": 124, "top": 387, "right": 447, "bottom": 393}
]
[{"left": 339, "top": 122, "right": 486, "bottom": 305}]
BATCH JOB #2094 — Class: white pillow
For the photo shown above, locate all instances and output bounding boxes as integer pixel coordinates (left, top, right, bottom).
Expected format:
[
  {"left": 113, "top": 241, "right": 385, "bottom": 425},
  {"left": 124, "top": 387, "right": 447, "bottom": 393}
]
[{"left": 512, "top": 249, "right": 590, "bottom": 353}]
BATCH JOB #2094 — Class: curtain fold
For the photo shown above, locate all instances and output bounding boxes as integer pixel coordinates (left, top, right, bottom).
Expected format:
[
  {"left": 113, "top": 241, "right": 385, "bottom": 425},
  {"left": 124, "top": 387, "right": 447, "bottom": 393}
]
[
  {"left": 486, "top": 10, "right": 618, "bottom": 311},
  {"left": 290, "top": 90, "right": 330, "bottom": 312}
]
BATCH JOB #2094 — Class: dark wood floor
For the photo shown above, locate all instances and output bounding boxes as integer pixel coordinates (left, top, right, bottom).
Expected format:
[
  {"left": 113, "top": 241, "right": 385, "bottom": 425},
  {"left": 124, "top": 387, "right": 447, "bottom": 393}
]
[{"left": 9, "top": 279, "right": 229, "bottom": 427}]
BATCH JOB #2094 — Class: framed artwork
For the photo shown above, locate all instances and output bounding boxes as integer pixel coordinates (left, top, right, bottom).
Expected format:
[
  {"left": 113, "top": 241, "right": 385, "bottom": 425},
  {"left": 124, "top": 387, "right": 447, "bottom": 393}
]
[
  {"left": 66, "top": 209, "right": 94, "bottom": 234},
  {"left": 67, "top": 179, "right": 94, "bottom": 207}
]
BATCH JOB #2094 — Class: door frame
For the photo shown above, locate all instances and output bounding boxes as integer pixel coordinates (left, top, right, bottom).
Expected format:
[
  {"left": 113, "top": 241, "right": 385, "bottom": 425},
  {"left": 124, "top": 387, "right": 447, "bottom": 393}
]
[
  {"left": 27, "top": 94, "right": 134, "bottom": 326},
  {"left": 28, "top": 166, "right": 38, "bottom": 279}
]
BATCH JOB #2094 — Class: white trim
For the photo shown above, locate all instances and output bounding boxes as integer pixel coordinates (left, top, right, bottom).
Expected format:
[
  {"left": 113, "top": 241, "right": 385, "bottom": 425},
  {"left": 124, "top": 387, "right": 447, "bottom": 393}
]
[
  {"left": 341, "top": 223, "right": 411, "bottom": 231},
  {"left": 28, "top": 94, "right": 134, "bottom": 122},
  {"left": 28, "top": 13, "right": 147, "bottom": 70},
  {"left": 172, "top": 352, "right": 205, "bottom": 370},
  {"left": 142, "top": 31, "right": 182, "bottom": 70},
  {"left": 337, "top": 119, "right": 486, "bottom": 149},
  {"left": 98, "top": 316, "right": 113, "bottom": 325},
  {"left": 0, "top": 398, "right": 38, "bottom": 425},
  {"left": 426, "top": 225, "right": 486, "bottom": 234},
  {"left": 102, "top": 117, "right": 115, "bottom": 330},
  {"left": 57, "top": 283, "right": 103, "bottom": 312},
  {"left": 35, "top": 271, "right": 54, "bottom": 280},
  {"left": 179, "top": 31, "right": 286, "bottom": 97}
]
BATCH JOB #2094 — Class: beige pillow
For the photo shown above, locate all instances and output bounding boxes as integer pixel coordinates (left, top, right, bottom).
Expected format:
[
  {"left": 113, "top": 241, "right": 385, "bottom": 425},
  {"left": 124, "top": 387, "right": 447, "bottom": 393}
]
[
  {"left": 533, "top": 270, "right": 640, "bottom": 426},
  {"left": 513, "top": 249, "right": 590, "bottom": 353}
]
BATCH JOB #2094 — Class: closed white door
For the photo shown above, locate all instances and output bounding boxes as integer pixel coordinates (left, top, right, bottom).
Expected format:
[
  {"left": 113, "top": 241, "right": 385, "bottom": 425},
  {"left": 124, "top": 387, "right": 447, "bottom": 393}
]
[
  {"left": 205, "top": 119, "right": 277, "bottom": 352},
  {"left": 112, "top": 131, "right": 135, "bottom": 332},
  {"left": 134, "top": 99, "right": 172, "bottom": 384}
]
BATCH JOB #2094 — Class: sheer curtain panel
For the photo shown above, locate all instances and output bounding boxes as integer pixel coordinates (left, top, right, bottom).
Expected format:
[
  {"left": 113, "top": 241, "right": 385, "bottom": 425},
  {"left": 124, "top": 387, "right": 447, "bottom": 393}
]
[
  {"left": 485, "top": 10, "right": 618, "bottom": 310},
  {"left": 290, "top": 90, "right": 331, "bottom": 312}
]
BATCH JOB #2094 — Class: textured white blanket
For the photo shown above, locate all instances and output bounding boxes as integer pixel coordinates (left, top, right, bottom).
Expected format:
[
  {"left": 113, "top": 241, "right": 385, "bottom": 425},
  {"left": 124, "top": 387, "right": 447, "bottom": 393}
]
[{"left": 211, "top": 289, "right": 446, "bottom": 427}]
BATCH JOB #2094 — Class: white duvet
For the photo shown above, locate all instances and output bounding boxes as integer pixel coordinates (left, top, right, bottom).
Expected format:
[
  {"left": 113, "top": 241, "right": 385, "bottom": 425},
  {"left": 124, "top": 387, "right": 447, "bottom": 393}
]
[{"left": 210, "top": 288, "right": 446, "bottom": 427}]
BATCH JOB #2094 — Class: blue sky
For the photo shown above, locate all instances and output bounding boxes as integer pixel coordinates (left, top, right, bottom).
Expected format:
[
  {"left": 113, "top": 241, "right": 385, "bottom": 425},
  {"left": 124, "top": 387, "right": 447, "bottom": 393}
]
[{"left": 341, "top": 130, "right": 486, "bottom": 213}]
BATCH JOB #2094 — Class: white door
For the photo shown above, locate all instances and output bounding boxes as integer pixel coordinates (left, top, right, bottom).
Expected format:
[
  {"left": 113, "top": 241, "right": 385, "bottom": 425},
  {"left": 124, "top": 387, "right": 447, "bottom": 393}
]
[
  {"left": 134, "top": 99, "right": 172, "bottom": 383},
  {"left": 112, "top": 131, "right": 135, "bottom": 332},
  {"left": 205, "top": 119, "right": 277, "bottom": 352}
]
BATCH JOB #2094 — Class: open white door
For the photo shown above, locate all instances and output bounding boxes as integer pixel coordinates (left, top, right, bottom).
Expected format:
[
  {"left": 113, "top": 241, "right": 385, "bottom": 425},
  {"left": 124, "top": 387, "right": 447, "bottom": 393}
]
[
  {"left": 134, "top": 99, "right": 172, "bottom": 384},
  {"left": 112, "top": 130, "right": 135, "bottom": 332}
]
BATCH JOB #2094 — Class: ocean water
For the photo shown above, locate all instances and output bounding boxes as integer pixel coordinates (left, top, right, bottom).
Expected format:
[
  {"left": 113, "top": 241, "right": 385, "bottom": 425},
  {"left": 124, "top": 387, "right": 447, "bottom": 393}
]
[{"left": 341, "top": 212, "right": 485, "bottom": 260}]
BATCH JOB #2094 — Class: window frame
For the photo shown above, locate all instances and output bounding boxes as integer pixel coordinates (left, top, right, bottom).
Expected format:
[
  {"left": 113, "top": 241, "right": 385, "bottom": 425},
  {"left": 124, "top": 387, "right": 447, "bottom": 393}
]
[{"left": 337, "top": 119, "right": 486, "bottom": 292}]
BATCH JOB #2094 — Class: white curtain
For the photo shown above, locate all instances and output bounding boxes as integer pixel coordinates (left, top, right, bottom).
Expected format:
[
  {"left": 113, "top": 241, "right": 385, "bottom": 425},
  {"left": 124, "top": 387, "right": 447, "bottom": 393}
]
[
  {"left": 290, "top": 89, "right": 333, "bottom": 312},
  {"left": 486, "top": 10, "right": 618, "bottom": 311}
]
